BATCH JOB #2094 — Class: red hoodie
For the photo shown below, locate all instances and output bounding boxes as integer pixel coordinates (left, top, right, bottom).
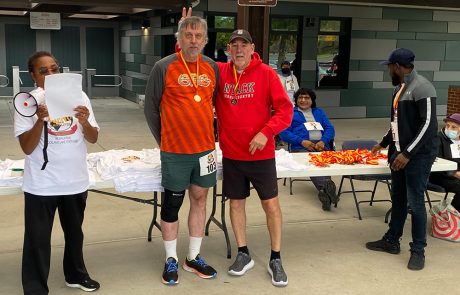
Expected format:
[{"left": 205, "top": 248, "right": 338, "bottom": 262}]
[{"left": 216, "top": 53, "right": 293, "bottom": 161}]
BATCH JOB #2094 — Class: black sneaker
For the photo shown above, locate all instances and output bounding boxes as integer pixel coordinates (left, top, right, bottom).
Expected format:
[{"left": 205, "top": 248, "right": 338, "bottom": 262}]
[
  {"left": 228, "top": 252, "right": 255, "bottom": 276},
  {"left": 318, "top": 190, "right": 332, "bottom": 211},
  {"left": 183, "top": 254, "right": 217, "bottom": 279},
  {"left": 408, "top": 250, "right": 425, "bottom": 270},
  {"left": 162, "top": 257, "right": 179, "bottom": 285},
  {"left": 267, "top": 258, "right": 288, "bottom": 287},
  {"left": 65, "top": 277, "right": 100, "bottom": 292},
  {"left": 324, "top": 179, "right": 339, "bottom": 205},
  {"left": 365, "top": 237, "right": 400, "bottom": 254}
]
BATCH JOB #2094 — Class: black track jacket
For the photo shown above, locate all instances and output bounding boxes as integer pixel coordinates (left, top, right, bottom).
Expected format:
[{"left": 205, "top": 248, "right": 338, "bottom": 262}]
[{"left": 380, "top": 69, "right": 438, "bottom": 160}]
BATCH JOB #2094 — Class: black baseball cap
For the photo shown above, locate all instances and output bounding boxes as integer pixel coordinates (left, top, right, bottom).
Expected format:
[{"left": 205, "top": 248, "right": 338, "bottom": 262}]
[
  {"left": 281, "top": 60, "right": 290, "bottom": 66},
  {"left": 229, "top": 29, "right": 253, "bottom": 43},
  {"left": 380, "top": 48, "right": 415, "bottom": 65}
]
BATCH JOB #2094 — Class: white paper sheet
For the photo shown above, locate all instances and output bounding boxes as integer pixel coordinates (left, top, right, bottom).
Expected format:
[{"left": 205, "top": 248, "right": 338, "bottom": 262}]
[
  {"left": 44, "top": 73, "right": 84, "bottom": 120},
  {"left": 304, "top": 121, "right": 323, "bottom": 131}
]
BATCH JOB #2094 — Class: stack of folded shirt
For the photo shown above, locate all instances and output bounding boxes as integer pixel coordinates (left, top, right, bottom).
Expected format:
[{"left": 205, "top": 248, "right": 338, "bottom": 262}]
[
  {"left": 274, "top": 149, "right": 308, "bottom": 172},
  {"left": 0, "top": 159, "right": 25, "bottom": 187},
  {"left": 87, "top": 149, "right": 163, "bottom": 192}
]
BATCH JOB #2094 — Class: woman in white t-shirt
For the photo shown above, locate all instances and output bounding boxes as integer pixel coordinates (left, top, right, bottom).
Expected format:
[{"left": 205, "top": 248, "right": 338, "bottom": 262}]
[{"left": 14, "top": 51, "right": 100, "bottom": 294}]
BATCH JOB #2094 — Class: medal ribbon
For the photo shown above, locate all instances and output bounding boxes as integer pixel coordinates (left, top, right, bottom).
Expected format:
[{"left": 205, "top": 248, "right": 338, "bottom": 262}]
[
  {"left": 393, "top": 83, "right": 406, "bottom": 112},
  {"left": 232, "top": 66, "right": 244, "bottom": 95},
  {"left": 179, "top": 51, "right": 199, "bottom": 92}
]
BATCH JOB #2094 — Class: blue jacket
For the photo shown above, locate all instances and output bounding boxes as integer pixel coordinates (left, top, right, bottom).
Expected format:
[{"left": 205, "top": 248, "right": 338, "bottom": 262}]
[{"left": 280, "top": 107, "right": 335, "bottom": 151}]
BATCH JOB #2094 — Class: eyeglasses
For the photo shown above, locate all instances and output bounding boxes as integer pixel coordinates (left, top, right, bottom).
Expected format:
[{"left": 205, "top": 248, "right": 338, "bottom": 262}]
[
  {"left": 37, "top": 66, "right": 60, "bottom": 76},
  {"left": 297, "top": 95, "right": 311, "bottom": 100}
]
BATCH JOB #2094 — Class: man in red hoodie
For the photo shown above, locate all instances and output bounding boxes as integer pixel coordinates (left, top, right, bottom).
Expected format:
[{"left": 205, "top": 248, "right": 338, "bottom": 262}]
[{"left": 215, "top": 30, "right": 293, "bottom": 287}]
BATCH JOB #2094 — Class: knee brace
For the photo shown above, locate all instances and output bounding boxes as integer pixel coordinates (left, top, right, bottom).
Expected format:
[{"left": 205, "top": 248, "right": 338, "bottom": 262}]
[{"left": 161, "top": 189, "right": 185, "bottom": 222}]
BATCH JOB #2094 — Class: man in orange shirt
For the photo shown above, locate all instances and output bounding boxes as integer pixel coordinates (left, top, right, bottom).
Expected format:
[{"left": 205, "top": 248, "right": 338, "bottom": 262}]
[{"left": 144, "top": 14, "right": 219, "bottom": 285}]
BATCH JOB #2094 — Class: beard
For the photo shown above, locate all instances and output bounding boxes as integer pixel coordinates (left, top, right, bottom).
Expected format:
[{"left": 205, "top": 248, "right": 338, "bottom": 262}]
[{"left": 391, "top": 74, "right": 400, "bottom": 86}]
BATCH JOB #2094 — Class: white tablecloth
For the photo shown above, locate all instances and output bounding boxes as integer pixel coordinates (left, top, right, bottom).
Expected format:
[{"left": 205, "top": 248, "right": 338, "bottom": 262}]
[{"left": 1, "top": 149, "right": 457, "bottom": 196}]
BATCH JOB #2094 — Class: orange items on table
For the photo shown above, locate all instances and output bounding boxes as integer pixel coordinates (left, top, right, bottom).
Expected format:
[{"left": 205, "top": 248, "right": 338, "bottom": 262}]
[{"left": 308, "top": 149, "right": 387, "bottom": 167}]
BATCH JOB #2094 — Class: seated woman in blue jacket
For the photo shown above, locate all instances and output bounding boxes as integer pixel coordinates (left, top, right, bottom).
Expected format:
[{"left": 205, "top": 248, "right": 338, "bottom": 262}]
[{"left": 280, "top": 88, "right": 338, "bottom": 211}]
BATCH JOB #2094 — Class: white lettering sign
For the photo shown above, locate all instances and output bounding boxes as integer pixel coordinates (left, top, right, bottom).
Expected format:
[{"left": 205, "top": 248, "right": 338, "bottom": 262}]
[{"left": 30, "top": 12, "right": 61, "bottom": 30}]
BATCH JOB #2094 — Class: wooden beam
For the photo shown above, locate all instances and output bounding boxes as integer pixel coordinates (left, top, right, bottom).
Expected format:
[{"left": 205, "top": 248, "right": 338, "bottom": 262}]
[
  {"left": 237, "top": 5, "right": 270, "bottom": 64},
  {"left": 29, "top": 0, "right": 184, "bottom": 9}
]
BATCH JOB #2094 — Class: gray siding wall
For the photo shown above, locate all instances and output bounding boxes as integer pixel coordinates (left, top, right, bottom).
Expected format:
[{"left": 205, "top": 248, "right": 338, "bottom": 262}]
[{"left": 272, "top": 3, "right": 460, "bottom": 118}]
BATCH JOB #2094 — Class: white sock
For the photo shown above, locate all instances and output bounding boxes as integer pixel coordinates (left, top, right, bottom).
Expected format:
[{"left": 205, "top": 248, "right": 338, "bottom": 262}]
[
  {"left": 188, "top": 236, "right": 203, "bottom": 260},
  {"left": 164, "top": 239, "right": 178, "bottom": 262}
]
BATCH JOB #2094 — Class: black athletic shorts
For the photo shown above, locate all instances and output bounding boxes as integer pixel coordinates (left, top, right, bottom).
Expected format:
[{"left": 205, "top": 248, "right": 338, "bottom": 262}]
[{"left": 222, "top": 157, "right": 278, "bottom": 200}]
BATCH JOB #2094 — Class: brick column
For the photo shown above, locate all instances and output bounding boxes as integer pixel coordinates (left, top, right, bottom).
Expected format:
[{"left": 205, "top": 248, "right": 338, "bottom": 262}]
[{"left": 447, "top": 85, "right": 460, "bottom": 116}]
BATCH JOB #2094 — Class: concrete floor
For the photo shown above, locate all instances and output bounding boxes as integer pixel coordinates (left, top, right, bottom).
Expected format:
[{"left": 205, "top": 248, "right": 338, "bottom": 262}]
[{"left": 0, "top": 97, "right": 457, "bottom": 295}]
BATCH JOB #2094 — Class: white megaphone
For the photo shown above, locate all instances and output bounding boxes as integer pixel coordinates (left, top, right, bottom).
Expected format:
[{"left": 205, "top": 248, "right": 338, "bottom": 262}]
[
  {"left": 13, "top": 92, "right": 38, "bottom": 117},
  {"left": 13, "top": 91, "right": 49, "bottom": 169}
]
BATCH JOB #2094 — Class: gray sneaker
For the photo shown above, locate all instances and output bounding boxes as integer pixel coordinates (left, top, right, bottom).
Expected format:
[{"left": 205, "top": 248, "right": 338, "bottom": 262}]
[
  {"left": 267, "top": 258, "right": 288, "bottom": 287},
  {"left": 228, "top": 252, "right": 255, "bottom": 276}
]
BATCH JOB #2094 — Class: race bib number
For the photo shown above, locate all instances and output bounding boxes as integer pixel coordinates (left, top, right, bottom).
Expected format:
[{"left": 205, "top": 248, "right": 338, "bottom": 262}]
[
  {"left": 287, "top": 80, "right": 296, "bottom": 91},
  {"left": 391, "top": 121, "right": 399, "bottom": 142},
  {"left": 304, "top": 122, "right": 323, "bottom": 131},
  {"left": 450, "top": 144, "right": 460, "bottom": 158},
  {"left": 199, "top": 150, "right": 217, "bottom": 176}
]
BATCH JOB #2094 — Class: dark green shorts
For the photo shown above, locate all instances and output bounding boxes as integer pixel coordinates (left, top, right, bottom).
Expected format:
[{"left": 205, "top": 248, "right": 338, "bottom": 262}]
[{"left": 161, "top": 150, "right": 217, "bottom": 191}]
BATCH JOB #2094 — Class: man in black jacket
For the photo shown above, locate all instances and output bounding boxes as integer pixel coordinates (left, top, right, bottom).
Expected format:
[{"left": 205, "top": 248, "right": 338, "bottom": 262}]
[
  {"left": 429, "top": 113, "right": 460, "bottom": 211},
  {"left": 366, "top": 48, "right": 438, "bottom": 271}
]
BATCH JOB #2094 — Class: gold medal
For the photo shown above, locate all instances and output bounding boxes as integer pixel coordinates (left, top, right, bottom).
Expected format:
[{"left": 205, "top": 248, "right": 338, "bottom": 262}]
[{"left": 179, "top": 52, "right": 202, "bottom": 103}]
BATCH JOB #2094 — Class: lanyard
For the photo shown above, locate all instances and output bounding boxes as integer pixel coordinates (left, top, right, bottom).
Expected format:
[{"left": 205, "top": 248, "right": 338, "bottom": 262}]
[
  {"left": 232, "top": 66, "right": 243, "bottom": 95},
  {"left": 393, "top": 83, "right": 406, "bottom": 113},
  {"left": 179, "top": 51, "right": 199, "bottom": 91}
]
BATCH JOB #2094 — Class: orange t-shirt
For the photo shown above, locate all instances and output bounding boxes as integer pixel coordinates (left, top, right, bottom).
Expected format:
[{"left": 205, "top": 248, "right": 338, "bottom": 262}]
[{"left": 160, "top": 53, "right": 216, "bottom": 154}]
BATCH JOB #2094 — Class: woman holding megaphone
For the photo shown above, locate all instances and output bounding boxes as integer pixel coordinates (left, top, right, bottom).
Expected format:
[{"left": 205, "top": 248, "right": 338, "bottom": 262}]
[{"left": 13, "top": 51, "right": 100, "bottom": 295}]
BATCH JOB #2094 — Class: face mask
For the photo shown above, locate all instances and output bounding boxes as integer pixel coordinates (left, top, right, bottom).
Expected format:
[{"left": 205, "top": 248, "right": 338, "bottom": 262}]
[
  {"left": 445, "top": 129, "right": 458, "bottom": 140},
  {"left": 281, "top": 68, "right": 290, "bottom": 75}
]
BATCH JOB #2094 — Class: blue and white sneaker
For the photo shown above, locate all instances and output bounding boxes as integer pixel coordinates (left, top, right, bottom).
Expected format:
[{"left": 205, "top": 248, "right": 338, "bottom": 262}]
[
  {"left": 183, "top": 254, "right": 217, "bottom": 279},
  {"left": 162, "top": 257, "right": 179, "bottom": 285}
]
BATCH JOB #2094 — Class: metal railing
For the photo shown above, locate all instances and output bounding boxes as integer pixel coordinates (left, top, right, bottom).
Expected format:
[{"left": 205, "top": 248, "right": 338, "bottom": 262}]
[
  {"left": 62, "top": 67, "right": 82, "bottom": 74},
  {"left": 93, "top": 75, "right": 122, "bottom": 87},
  {"left": 12, "top": 66, "right": 30, "bottom": 95},
  {"left": 85, "top": 69, "right": 123, "bottom": 98},
  {"left": 0, "top": 75, "right": 8, "bottom": 87},
  {"left": 11, "top": 66, "right": 123, "bottom": 98}
]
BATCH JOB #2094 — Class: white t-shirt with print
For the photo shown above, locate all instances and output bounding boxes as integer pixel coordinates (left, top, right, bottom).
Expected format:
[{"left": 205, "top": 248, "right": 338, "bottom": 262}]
[
  {"left": 13, "top": 87, "right": 99, "bottom": 196},
  {"left": 278, "top": 73, "right": 299, "bottom": 104}
]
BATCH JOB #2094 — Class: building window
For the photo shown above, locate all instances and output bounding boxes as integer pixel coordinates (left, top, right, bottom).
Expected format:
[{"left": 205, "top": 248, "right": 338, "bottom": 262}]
[
  {"left": 214, "top": 16, "right": 235, "bottom": 29},
  {"left": 316, "top": 18, "right": 351, "bottom": 89},
  {"left": 204, "top": 14, "right": 236, "bottom": 62},
  {"left": 269, "top": 17, "right": 300, "bottom": 70}
]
